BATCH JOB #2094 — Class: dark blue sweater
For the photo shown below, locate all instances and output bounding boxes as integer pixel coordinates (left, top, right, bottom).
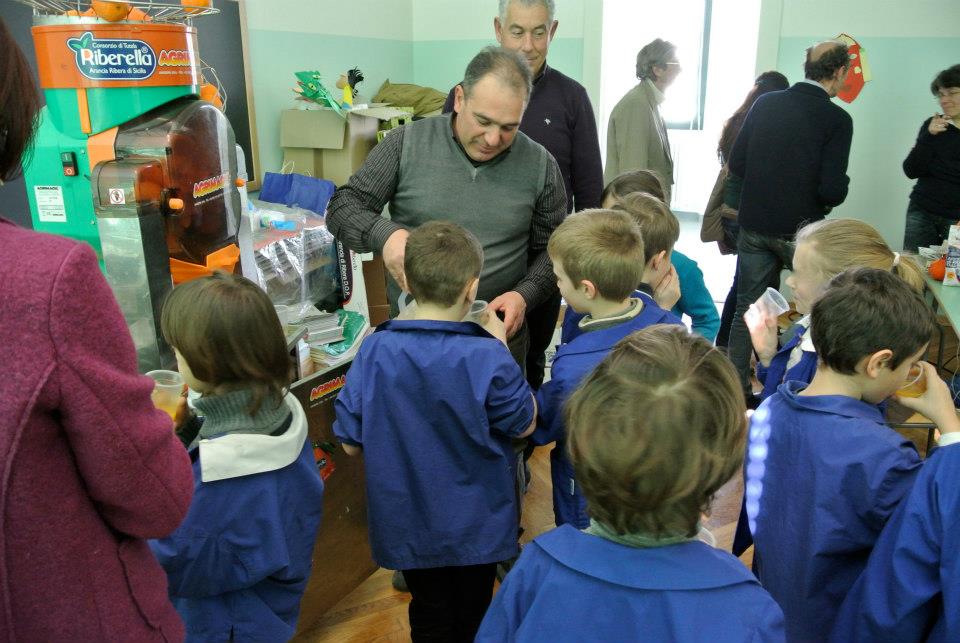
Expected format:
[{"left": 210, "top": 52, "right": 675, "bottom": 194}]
[
  {"left": 444, "top": 64, "right": 603, "bottom": 212},
  {"left": 729, "top": 82, "right": 853, "bottom": 236},
  {"left": 904, "top": 118, "right": 960, "bottom": 218}
]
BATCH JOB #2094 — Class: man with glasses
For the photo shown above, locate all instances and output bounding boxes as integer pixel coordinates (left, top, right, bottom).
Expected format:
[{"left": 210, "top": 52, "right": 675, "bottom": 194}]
[
  {"left": 605, "top": 38, "right": 681, "bottom": 203},
  {"left": 902, "top": 64, "right": 960, "bottom": 252}
]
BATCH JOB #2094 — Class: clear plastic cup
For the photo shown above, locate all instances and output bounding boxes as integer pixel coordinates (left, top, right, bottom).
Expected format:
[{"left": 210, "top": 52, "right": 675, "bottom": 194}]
[
  {"left": 463, "top": 300, "right": 489, "bottom": 325},
  {"left": 754, "top": 287, "right": 790, "bottom": 320},
  {"left": 897, "top": 365, "right": 927, "bottom": 398},
  {"left": 146, "top": 370, "right": 184, "bottom": 420}
]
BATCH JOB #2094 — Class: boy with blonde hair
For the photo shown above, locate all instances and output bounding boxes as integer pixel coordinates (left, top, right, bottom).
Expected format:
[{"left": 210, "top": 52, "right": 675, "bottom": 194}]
[
  {"left": 560, "top": 192, "right": 683, "bottom": 343},
  {"left": 477, "top": 326, "right": 785, "bottom": 641},
  {"left": 532, "top": 209, "right": 680, "bottom": 528}
]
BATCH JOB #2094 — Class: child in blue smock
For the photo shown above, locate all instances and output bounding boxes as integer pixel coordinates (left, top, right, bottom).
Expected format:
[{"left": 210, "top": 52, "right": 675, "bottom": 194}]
[
  {"left": 334, "top": 221, "right": 536, "bottom": 643},
  {"left": 746, "top": 218, "right": 926, "bottom": 402},
  {"left": 831, "top": 402, "right": 960, "bottom": 643},
  {"left": 477, "top": 325, "right": 786, "bottom": 642},
  {"left": 744, "top": 268, "right": 938, "bottom": 642},
  {"left": 601, "top": 169, "right": 720, "bottom": 341},
  {"left": 149, "top": 273, "right": 325, "bottom": 643},
  {"left": 534, "top": 209, "right": 681, "bottom": 528}
]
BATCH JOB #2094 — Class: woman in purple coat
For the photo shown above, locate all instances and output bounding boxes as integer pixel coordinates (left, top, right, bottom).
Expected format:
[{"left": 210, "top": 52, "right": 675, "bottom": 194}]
[{"left": 0, "top": 18, "right": 194, "bottom": 642}]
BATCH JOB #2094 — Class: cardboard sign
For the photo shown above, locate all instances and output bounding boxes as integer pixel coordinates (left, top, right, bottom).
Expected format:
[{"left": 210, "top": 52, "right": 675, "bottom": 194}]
[{"left": 32, "top": 24, "right": 200, "bottom": 89}]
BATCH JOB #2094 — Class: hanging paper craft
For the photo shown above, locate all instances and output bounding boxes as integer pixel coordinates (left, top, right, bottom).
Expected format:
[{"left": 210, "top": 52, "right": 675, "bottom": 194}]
[{"left": 836, "top": 34, "right": 872, "bottom": 104}]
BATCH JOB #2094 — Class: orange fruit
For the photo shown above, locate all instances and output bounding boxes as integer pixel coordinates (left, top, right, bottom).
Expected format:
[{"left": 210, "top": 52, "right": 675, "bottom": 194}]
[
  {"left": 91, "top": 0, "right": 132, "bottom": 22},
  {"left": 127, "top": 7, "right": 152, "bottom": 21},
  {"left": 199, "top": 83, "right": 223, "bottom": 109},
  {"left": 181, "top": 0, "right": 211, "bottom": 15},
  {"left": 929, "top": 257, "right": 947, "bottom": 281}
]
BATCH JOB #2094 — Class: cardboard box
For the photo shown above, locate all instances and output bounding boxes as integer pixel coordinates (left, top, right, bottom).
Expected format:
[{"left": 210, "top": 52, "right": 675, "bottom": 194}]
[
  {"left": 361, "top": 255, "right": 390, "bottom": 326},
  {"left": 280, "top": 106, "right": 412, "bottom": 186}
]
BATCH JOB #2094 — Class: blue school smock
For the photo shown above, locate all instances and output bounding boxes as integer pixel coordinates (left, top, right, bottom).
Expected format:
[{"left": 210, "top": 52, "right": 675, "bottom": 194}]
[
  {"left": 150, "top": 395, "right": 324, "bottom": 643},
  {"left": 560, "top": 290, "right": 681, "bottom": 344},
  {"left": 756, "top": 324, "right": 818, "bottom": 401},
  {"left": 831, "top": 439, "right": 960, "bottom": 643},
  {"left": 332, "top": 319, "right": 534, "bottom": 571},
  {"left": 475, "top": 524, "right": 786, "bottom": 643},
  {"left": 534, "top": 303, "right": 683, "bottom": 528},
  {"left": 671, "top": 250, "right": 721, "bottom": 342},
  {"left": 745, "top": 381, "right": 922, "bottom": 642}
]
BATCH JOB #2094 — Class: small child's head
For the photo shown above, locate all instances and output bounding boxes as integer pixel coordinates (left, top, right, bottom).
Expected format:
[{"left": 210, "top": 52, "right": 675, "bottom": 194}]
[
  {"left": 811, "top": 267, "right": 936, "bottom": 404},
  {"left": 789, "top": 218, "right": 925, "bottom": 314},
  {"left": 160, "top": 272, "right": 291, "bottom": 413},
  {"left": 404, "top": 221, "right": 483, "bottom": 311},
  {"left": 600, "top": 169, "right": 667, "bottom": 207},
  {"left": 565, "top": 325, "right": 746, "bottom": 538},
  {"left": 547, "top": 209, "right": 645, "bottom": 314},
  {"left": 609, "top": 191, "right": 679, "bottom": 285}
]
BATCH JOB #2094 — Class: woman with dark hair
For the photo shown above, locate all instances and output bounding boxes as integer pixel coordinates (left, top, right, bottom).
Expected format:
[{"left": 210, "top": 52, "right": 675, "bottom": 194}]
[
  {"left": 901, "top": 64, "right": 960, "bottom": 253},
  {"left": 703, "top": 71, "right": 789, "bottom": 348},
  {"left": 0, "top": 17, "right": 193, "bottom": 641}
]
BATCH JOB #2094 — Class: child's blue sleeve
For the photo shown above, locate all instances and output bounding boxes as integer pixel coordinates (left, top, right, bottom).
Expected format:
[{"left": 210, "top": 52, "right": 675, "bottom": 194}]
[
  {"left": 671, "top": 252, "right": 720, "bottom": 342},
  {"left": 333, "top": 354, "right": 364, "bottom": 447},
  {"left": 486, "top": 348, "right": 535, "bottom": 438},
  {"left": 831, "top": 450, "right": 953, "bottom": 643},
  {"left": 149, "top": 482, "right": 290, "bottom": 598},
  {"left": 862, "top": 442, "right": 922, "bottom": 533},
  {"left": 529, "top": 376, "right": 566, "bottom": 446}
]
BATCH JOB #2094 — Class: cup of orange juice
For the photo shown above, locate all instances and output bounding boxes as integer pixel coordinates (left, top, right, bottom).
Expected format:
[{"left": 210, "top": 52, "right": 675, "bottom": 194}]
[
  {"left": 146, "top": 370, "right": 184, "bottom": 419},
  {"left": 897, "top": 364, "right": 926, "bottom": 398}
]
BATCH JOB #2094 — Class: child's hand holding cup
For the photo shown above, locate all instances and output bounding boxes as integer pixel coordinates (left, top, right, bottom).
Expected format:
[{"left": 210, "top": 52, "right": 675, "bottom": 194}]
[
  {"left": 146, "top": 370, "right": 186, "bottom": 426},
  {"left": 745, "top": 288, "right": 789, "bottom": 366},
  {"left": 895, "top": 361, "right": 960, "bottom": 435}
]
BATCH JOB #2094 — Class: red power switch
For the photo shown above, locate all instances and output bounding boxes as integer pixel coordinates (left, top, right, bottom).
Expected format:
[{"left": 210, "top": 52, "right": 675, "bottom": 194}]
[{"left": 61, "top": 152, "right": 78, "bottom": 177}]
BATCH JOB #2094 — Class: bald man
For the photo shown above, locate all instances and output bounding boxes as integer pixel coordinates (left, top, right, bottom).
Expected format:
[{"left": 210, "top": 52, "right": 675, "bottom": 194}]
[{"left": 725, "top": 41, "right": 854, "bottom": 400}]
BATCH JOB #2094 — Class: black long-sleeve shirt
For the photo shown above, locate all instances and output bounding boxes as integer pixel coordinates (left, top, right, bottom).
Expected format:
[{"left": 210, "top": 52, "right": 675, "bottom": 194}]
[
  {"left": 443, "top": 63, "right": 603, "bottom": 212},
  {"left": 729, "top": 82, "right": 853, "bottom": 236},
  {"left": 903, "top": 118, "right": 960, "bottom": 218}
]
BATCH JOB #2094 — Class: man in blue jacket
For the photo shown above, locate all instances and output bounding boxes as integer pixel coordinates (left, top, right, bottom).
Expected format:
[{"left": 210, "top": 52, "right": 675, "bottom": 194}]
[{"left": 726, "top": 40, "right": 854, "bottom": 399}]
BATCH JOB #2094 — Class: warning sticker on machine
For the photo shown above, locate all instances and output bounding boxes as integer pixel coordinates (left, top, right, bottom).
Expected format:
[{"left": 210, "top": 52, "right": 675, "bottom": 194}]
[{"left": 34, "top": 185, "right": 66, "bottom": 223}]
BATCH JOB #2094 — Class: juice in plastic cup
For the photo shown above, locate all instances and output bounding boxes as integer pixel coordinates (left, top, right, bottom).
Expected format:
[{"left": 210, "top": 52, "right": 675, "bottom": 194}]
[
  {"left": 897, "top": 365, "right": 926, "bottom": 398},
  {"left": 464, "top": 300, "right": 489, "bottom": 325},
  {"left": 146, "top": 370, "right": 184, "bottom": 419}
]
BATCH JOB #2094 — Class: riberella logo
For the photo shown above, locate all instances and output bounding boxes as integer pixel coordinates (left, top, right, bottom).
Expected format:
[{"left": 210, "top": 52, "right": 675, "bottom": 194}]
[{"left": 67, "top": 32, "right": 157, "bottom": 81}]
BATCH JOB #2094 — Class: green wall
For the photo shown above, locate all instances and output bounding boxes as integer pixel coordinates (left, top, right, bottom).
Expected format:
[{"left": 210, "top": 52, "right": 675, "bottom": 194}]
[
  {"left": 411, "top": 37, "right": 585, "bottom": 93},
  {"left": 248, "top": 30, "right": 413, "bottom": 178}
]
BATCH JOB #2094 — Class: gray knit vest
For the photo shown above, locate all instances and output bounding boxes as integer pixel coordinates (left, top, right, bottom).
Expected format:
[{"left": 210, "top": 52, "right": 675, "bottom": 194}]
[{"left": 390, "top": 114, "right": 550, "bottom": 304}]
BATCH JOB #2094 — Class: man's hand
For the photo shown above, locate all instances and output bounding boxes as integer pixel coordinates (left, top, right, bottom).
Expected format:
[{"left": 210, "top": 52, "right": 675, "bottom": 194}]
[
  {"left": 744, "top": 303, "right": 779, "bottom": 367},
  {"left": 490, "top": 291, "right": 527, "bottom": 339},
  {"left": 896, "top": 361, "right": 960, "bottom": 434},
  {"left": 653, "top": 265, "right": 681, "bottom": 311},
  {"left": 929, "top": 114, "right": 951, "bottom": 136},
  {"left": 382, "top": 229, "right": 409, "bottom": 291}
]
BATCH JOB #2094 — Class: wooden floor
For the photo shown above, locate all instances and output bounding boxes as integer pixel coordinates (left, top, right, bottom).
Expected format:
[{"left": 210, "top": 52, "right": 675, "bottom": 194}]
[{"left": 293, "top": 444, "right": 751, "bottom": 642}]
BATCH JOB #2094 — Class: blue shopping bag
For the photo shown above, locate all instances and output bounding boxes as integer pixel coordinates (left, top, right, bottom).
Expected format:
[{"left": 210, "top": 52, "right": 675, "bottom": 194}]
[{"left": 260, "top": 171, "right": 336, "bottom": 215}]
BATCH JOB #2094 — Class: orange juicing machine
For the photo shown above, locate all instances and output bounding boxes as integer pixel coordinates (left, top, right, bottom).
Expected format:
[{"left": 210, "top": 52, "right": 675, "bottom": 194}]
[{"left": 18, "top": 0, "right": 244, "bottom": 372}]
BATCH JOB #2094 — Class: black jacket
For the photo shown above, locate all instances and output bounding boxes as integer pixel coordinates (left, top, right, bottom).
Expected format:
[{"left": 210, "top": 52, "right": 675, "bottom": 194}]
[
  {"left": 904, "top": 117, "right": 960, "bottom": 218},
  {"left": 729, "top": 82, "right": 853, "bottom": 236}
]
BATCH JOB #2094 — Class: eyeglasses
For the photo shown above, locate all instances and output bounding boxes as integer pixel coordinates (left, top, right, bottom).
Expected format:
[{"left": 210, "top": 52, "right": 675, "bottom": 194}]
[{"left": 664, "top": 61, "right": 681, "bottom": 67}]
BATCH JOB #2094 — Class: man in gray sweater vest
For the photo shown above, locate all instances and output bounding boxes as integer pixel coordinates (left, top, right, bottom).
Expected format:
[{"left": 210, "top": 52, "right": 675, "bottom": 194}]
[{"left": 327, "top": 46, "right": 567, "bottom": 370}]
